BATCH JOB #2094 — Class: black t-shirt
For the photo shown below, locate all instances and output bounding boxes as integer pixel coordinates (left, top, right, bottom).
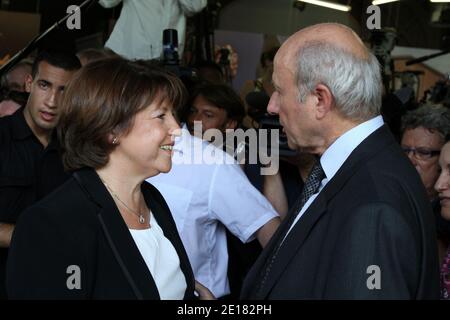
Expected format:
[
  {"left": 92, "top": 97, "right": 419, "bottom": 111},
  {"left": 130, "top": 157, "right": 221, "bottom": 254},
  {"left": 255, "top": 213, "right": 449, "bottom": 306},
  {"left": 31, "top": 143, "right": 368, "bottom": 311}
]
[{"left": 0, "top": 108, "right": 69, "bottom": 299}]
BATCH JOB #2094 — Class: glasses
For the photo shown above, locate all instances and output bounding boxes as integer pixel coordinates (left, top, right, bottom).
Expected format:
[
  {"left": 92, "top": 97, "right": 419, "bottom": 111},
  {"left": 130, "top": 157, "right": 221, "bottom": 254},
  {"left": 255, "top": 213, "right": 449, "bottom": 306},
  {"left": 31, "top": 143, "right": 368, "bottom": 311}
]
[{"left": 402, "top": 147, "right": 441, "bottom": 160}]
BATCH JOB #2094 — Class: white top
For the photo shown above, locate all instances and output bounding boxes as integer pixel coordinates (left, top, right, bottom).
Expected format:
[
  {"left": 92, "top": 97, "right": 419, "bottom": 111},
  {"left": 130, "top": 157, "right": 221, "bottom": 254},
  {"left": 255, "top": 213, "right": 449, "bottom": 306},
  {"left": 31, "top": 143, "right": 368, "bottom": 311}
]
[
  {"left": 285, "top": 115, "right": 385, "bottom": 239},
  {"left": 148, "top": 127, "right": 278, "bottom": 298},
  {"left": 129, "top": 213, "right": 187, "bottom": 300},
  {"left": 99, "top": 0, "right": 207, "bottom": 60}
]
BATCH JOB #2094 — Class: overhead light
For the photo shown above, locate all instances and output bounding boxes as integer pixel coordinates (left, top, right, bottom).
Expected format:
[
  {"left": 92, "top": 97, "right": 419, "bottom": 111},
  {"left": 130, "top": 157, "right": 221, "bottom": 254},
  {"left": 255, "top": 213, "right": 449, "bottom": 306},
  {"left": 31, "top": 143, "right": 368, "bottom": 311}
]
[
  {"left": 372, "top": 0, "right": 399, "bottom": 5},
  {"left": 296, "top": 0, "right": 351, "bottom": 12}
]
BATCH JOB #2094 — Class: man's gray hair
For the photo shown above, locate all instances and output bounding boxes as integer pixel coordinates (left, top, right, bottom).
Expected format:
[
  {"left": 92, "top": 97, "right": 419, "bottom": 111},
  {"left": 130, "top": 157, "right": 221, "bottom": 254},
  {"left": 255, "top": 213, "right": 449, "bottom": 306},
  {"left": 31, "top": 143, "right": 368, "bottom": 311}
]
[
  {"left": 294, "top": 41, "right": 382, "bottom": 121},
  {"left": 401, "top": 104, "right": 450, "bottom": 138}
]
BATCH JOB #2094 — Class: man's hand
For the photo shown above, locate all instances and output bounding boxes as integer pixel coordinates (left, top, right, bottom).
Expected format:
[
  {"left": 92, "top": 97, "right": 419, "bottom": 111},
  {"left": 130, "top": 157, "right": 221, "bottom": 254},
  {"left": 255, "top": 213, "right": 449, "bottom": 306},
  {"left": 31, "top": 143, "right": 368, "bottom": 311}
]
[{"left": 195, "top": 281, "right": 216, "bottom": 300}]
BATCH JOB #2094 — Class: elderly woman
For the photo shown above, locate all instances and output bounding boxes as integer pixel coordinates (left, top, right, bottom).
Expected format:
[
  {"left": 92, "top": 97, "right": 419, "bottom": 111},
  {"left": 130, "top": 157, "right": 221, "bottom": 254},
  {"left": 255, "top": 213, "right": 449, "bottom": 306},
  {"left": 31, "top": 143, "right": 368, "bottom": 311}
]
[
  {"left": 6, "top": 57, "right": 206, "bottom": 299},
  {"left": 435, "top": 135, "right": 450, "bottom": 299}
]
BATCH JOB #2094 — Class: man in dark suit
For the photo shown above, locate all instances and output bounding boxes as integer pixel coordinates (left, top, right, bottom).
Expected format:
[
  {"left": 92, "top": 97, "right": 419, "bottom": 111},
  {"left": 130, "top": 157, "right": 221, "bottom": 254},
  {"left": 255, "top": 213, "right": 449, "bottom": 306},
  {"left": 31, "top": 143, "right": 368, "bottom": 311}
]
[{"left": 241, "top": 23, "right": 440, "bottom": 299}]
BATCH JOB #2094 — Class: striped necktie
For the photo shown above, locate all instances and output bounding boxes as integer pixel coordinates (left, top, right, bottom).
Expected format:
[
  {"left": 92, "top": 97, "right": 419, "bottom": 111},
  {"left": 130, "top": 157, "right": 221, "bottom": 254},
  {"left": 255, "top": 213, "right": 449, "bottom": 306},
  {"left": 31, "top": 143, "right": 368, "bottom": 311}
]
[{"left": 255, "top": 160, "right": 325, "bottom": 296}]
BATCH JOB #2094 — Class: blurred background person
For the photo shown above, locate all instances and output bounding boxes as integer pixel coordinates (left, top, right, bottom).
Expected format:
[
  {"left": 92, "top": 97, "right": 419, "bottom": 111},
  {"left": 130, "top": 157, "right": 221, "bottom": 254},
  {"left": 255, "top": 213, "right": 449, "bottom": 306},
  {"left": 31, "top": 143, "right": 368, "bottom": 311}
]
[
  {"left": 401, "top": 104, "right": 450, "bottom": 259},
  {"left": 183, "top": 82, "right": 245, "bottom": 137},
  {"left": 0, "top": 89, "right": 24, "bottom": 118},
  {"left": 194, "top": 60, "right": 224, "bottom": 85},
  {"left": 99, "top": 0, "right": 207, "bottom": 60},
  {"left": 6, "top": 57, "right": 206, "bottom": 299},
  {"left": 401, "top": 105, "right": 450, "bottom": 200},
  {"left": 240, "top": 46, "right": 278, "bottom": 129},
  {"left": 434, "top": 135, "right": 450, "bottom": 299},
  {"left": 0, "top": 59, "right": 33, "bottom": 117},
  {"left": 0, "top": 59, "right": 32, "bottom": 92}
]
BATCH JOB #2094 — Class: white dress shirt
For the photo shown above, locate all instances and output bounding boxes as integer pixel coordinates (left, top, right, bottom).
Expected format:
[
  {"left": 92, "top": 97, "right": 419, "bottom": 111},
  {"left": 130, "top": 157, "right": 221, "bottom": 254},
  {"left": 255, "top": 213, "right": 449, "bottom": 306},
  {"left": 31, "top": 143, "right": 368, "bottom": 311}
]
[
  {"left": 99, "top": 0, "right": 207, "bottom": 60},
  {"left": 285, "top": 116, "right": 384, "bottom": 238},
  {"left": 129, "top": 213, "right": 187, "bottom": 300},
  {"left": 148, "top": 127, "right": 278, "bottom": 298}
]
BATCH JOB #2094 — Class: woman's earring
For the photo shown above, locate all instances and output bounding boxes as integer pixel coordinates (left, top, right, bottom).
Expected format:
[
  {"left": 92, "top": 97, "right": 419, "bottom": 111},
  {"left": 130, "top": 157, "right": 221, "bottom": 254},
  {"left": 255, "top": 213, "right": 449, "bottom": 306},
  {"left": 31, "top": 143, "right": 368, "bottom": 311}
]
[{"left": 112, "top": 137, "right": 118, "bottom": 145}]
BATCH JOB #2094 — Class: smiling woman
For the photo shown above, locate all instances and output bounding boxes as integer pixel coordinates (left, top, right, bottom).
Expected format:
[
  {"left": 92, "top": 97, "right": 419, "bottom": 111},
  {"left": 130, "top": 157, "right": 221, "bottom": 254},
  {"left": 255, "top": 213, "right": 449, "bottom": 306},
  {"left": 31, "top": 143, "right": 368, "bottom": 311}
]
[{"left": 5, "top": 57, "right": 213, "bottom": 300}]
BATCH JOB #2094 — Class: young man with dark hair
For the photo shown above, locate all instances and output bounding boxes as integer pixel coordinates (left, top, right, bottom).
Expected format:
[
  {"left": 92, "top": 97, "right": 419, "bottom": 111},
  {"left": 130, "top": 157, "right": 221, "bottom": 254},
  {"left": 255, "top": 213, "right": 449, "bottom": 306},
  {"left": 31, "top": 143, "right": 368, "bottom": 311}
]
[
  {"left": 0, "top": 50, "right": 81, "bottom": 299},
  {"left": 182, "top": 83, "right": 245, "bottom": 136}
]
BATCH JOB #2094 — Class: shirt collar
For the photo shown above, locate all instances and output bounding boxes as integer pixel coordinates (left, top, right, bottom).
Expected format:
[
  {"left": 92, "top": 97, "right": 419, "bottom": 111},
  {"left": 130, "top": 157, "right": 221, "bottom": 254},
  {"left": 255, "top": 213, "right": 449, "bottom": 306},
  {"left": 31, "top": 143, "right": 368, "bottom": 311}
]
[
  {"left": 320, "top": 115, "right": 384, "bottom": 181},
  {"left": 11, "top": 107, "right": 59, "bottom": 150},
  {"left": 11, "top": 108, "right": 34, "bottom": 141}
]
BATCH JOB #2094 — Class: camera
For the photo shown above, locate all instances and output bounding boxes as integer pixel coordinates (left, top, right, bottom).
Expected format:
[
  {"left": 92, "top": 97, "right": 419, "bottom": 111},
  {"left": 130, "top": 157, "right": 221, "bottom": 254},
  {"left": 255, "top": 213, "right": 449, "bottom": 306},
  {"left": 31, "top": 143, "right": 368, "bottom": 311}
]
[
  {"left": 245, "top": 91, "right": 296, "bottom": 157},
  {"left": 161, "top": 29, "right": 196, "bottom": 80},
  {"left": 426, "top": 75, "right": 450, "bottom": 107}
]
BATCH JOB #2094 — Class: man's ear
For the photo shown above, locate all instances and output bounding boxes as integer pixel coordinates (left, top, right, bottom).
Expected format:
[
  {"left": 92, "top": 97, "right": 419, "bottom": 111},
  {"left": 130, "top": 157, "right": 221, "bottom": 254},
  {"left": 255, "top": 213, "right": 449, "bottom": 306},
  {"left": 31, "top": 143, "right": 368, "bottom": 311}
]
[
  {"left": 313, "top": 83, "right": 334, "bottom": 120},
  {"left": 25, "top": 74, "right": 33, "bottom": 93}
]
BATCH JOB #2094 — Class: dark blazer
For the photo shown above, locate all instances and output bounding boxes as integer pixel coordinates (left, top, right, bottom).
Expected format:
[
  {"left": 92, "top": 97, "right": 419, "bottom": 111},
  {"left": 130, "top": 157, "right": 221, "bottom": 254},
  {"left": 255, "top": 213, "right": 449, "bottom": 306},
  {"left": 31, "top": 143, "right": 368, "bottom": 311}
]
[
  {"left": 6, "top": 168, "right": 196, "bottom": 299},
  {"left": 241, "top": 126, "right": 440, "bottom": 299}
]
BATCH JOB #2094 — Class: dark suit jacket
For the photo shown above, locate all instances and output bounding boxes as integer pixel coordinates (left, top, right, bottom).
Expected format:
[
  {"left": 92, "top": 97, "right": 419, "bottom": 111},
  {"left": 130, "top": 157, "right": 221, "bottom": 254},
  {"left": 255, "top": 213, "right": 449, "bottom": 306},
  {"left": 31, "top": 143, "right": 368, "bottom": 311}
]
[
  {"left": 241, "top": 126, "right": 440, "bottom": 299},
  {"left": 6, "top": 168, "right": 196, "bottom": 299}
]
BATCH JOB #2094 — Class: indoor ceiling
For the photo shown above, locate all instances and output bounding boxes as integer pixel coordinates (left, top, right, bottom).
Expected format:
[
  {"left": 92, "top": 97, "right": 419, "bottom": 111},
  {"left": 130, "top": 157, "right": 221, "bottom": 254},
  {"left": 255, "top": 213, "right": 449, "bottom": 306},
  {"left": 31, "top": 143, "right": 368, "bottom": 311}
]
[
  {"left": 217, "top": 0, "right": 450, "bottom": 50},
  {"left": 2, "top": 0, "right": 450, "bottom": 51}
]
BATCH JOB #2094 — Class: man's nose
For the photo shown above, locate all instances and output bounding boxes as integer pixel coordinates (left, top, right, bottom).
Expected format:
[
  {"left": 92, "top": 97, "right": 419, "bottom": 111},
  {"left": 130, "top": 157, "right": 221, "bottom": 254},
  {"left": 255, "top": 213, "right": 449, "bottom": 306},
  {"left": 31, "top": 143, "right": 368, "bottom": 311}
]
[
  {"left": 45, "top": 89, "right": 58, "bottom": 108},
  {"left": 267, "top": 92, "right": 279, "bottom": 115}
]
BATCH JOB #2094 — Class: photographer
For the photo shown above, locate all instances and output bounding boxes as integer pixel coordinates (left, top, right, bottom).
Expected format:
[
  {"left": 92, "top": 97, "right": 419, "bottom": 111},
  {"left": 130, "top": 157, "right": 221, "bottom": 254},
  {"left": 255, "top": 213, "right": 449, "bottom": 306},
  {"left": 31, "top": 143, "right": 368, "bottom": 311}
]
[
  {"left": 99, "top": 0, "right": 207, "bottom": 60},
  {"left": 240, "top": 46, "right": 278, "bottom": 129}
]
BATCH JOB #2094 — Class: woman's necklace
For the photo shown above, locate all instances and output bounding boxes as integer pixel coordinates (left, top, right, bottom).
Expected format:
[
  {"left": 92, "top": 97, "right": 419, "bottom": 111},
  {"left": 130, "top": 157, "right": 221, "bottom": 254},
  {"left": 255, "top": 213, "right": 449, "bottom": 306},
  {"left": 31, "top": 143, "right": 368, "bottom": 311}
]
[{"left": 101, "top": 178, "right": 148, "bottom": 225}]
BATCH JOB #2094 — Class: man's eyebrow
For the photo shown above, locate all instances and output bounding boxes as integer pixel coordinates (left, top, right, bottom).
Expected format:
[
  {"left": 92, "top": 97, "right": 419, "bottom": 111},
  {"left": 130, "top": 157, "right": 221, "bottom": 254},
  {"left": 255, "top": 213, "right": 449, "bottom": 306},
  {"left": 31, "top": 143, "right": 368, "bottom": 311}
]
[{"left": 38, "top": 79, "right": 51, "bottom": 86}]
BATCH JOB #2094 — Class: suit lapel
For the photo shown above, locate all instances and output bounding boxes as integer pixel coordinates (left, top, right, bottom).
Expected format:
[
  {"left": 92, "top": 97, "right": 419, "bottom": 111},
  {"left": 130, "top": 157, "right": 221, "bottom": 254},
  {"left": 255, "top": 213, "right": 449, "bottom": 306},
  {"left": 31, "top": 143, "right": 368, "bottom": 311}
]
[
  {"left": 255, "top": 125, "right": 396, "bottom": 298},
  {"left": 73, "top": 168, "right": 159, "bottom": 299},
  {"left": 242, "top": 205, "right": 297, "bottom": 298},
  {"left": 254, "top": 195, "right": 328, "bottom": 299}
]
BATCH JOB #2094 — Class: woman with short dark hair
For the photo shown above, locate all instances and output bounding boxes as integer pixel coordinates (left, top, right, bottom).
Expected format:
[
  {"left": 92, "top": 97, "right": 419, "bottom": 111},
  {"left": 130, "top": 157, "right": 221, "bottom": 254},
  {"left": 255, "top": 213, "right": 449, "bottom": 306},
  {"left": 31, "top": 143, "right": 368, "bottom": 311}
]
[{"left": 6, "top": 57, "right": 208, "bottom": 299}]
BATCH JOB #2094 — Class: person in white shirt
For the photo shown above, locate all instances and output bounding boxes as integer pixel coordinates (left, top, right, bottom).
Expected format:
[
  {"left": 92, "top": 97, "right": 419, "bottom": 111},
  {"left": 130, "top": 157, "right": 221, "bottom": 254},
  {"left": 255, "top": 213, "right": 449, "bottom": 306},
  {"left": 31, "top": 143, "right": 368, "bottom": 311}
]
[
  {"left": 99, "top": 0, "right": 207, "bottom": 60},
  {"left": 148, "top": 126, "right": 280, "bottom": 298}
]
